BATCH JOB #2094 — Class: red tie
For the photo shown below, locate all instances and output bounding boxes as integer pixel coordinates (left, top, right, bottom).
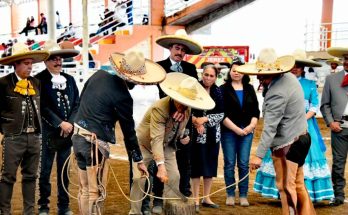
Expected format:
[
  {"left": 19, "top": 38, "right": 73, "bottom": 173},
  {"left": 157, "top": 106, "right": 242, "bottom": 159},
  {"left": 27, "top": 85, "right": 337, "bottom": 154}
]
[{"left": 342, "top": 74, "right": 348, "bottom": 87}]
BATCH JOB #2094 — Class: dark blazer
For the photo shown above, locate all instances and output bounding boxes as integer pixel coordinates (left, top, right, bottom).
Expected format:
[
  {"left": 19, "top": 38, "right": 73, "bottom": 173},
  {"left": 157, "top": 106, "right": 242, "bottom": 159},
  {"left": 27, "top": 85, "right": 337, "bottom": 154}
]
[
  {"left": 157, "top": 57, "right": 198, "bottom": 98},
  {"left": 35, "top": 69, "right": 79, "bottom": 131},
  {"left": 220, "top": 82, "right": 260, "bottom": 130},
  {"left": 0, "top": 72, "right": 41, "bottom": 135}
]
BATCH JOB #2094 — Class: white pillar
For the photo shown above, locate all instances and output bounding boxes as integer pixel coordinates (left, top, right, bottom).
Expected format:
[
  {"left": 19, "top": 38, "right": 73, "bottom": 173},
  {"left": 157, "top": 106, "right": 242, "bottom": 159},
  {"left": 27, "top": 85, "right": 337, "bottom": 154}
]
[
  {"left": 47, "top": 0, "right": 56, "bottom": 41},
  {"left": 82, "top": 0, "right": 89, "bottom": 77}
]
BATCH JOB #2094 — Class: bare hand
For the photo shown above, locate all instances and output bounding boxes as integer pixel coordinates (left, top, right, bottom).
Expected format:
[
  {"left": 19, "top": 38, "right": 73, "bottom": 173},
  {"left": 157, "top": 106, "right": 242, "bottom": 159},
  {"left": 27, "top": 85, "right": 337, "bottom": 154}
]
[
  {"left": 194, "top": 117, "right": 207, "bottom": 126},
  {"left": 60, "top": 121, "right": 73, "bottom": 134},
  {"left": 330, "top": 121, "right": 342, "bottom": 133},
  {"left": 137, "top": 162, "right": 149, "bottom": 177},
  {"left": 172, "top": 111, "right": 185, "bottom": 122},
  {"left": 250, "top": 156, "right": 262, "bottom": 171},
  {"left": 180, "top": 136, "right": 190, "bottom": 145},
  {"left": 196, "top": 124, "right": 205, "bottom": 135},
  {"left": 156, "top": 164, "right": 168, "bottom": 183},
  {"left": 234, "top": 127, "right": 247, "bottom": 136},
  {"left": 243, "top": 125, "right": 254, "bottom": 135}
]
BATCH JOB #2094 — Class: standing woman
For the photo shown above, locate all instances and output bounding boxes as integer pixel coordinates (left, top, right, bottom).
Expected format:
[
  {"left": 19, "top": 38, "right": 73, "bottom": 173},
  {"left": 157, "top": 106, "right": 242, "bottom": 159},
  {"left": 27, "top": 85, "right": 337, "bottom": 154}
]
[
  {"left": 190, "top": 65, "right": 224, "bottom": 212},
  {"left": 220, "top": 60, "right": 260, "bottom": 206}
]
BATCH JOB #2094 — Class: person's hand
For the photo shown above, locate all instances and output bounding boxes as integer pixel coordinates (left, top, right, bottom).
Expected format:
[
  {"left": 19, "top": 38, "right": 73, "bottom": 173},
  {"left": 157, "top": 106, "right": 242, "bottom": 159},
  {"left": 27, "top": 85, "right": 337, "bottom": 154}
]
[
  {"left": 137, "top": 162, "right": 149, "bottom": 177},
  {"left": 243, "top": 125, "right": 254, "bottom": 135},
  {"left": 172, "top": 111, "right": 185, "bottom": 122},
  {"left": 196, "top": 124, "right": 205, "bottom": 135},
  {"left": 329, "top": 121, "right": 342, "bottom": 133},
  {"left": 180, "top": 136, "right": 190, "bottom": 145},
  {"left": 234, "top": 127, "right": 247, "bottom": 136},
  {"left": 194, "top": 117, "right": 207, "bottom": 126},
  {"left": 156, "top": 164, "right": 168, "bottom": 183},
  {"left": 250, "top": 156, "right": 262, "bottom": 171},
  {"left": 60, "top": 121, "right": 73, "bottom": 134}
]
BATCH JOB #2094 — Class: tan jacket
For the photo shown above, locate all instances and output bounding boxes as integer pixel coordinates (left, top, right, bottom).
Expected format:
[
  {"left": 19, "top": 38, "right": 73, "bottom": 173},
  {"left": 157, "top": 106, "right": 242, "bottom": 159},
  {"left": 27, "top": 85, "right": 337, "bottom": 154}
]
[{"left": 136, "top": 96, "right": 191, "bottom": 163}]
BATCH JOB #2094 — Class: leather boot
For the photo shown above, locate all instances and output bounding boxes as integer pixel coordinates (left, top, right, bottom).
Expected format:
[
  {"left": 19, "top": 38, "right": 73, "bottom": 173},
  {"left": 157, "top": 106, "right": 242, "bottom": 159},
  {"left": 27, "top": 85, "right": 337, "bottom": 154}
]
[
  {"left": 87, "top": 165, "right": 100, "bottom": 214},
  {"left": 22, "top": 179, "right": 36, "bottom": 215},
  {"left": 0, "top": 182, "right": 14, "bottom": 215},
  {"left": 77, "top": 168, "right": 89, "bottom": 215},
  {"left": 296, "top": 166, "right": 316, "bottom": 215}
]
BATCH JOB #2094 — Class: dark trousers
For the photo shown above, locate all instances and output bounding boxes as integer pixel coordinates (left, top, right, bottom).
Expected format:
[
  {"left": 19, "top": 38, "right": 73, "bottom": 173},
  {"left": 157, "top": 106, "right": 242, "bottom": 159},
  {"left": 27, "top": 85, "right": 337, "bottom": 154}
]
[
  {"left": 0, "top": 133, "right": 41, "bottom": 215},
  {"left": 38, "top": 136, "right": 72, "bottom": 213},
  {"left": 176, "top": 142, "right": 192, "bottom": 196},
  {"left": 331, "top": 128, "right": 348, "bottom": 201}
]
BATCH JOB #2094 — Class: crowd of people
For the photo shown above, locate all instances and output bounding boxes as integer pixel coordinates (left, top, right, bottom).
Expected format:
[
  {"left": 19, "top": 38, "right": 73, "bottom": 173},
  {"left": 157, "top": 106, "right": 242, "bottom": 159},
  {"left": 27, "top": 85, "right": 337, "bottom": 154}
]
[{"left": 0, "top": 27, "right": 347, "bottom": 215}]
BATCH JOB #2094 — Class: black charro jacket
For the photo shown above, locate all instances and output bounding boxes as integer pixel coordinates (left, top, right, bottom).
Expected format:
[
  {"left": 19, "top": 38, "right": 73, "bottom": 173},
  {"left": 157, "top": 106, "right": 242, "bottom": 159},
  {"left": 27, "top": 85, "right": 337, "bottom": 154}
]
[{"left": 0, "top": 72, "right": 41, "bottom": 135}]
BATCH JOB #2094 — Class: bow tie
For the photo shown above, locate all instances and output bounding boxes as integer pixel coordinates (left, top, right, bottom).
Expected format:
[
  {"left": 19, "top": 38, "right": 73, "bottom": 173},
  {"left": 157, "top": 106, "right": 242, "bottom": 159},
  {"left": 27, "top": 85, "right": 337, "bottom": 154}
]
[
  {"left": 14, "top": 79, "right": 36, "bottom": 96},
  {"left": 341, "top": 74, "right": 348, "bottom": 87},
  {"left": 170, "top": 62, "right": 183, "bottom": 72}
]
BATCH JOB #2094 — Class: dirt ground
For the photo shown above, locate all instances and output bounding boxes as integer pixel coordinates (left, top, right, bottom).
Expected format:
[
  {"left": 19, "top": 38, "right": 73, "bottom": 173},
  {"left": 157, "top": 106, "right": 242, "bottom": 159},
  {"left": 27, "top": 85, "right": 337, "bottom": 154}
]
[{"left": 3, "top": 118, "right": 348, "bottom": 214}]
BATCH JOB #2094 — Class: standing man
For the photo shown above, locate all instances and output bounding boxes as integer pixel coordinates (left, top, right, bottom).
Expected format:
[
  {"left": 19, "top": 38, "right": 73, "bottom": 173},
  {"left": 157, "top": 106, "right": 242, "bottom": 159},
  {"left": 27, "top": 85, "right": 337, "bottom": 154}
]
[
  {"left": 321, "top": 47, "right": 348, "bottom": 206},
  {"left": 144, "top": 29, "right": 203, "bottom": 214},
  {"left": 35, "top": 40, "right": 80, "bottom": 215},
  {"left": 326, "top": 57, "right": 342, "bottom": 74},
  {"left": 0, "top": 43, "right": 49, "bottom": 214},
  {"left": 244, "top": 48, "right": 316, "bottom": 215},
  {"left": 72, "top": 51, "right": 165, "bottom": 215},
  {"left": 129, "top": 73, "right": 215, "bottom": 215}
]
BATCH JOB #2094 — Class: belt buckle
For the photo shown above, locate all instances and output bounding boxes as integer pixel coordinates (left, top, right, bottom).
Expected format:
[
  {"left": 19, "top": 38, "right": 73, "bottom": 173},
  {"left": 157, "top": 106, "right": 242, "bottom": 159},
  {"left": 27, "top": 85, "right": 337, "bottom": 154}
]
[{"left": 25, "top": 127, "right": 35, "bottom": 133}]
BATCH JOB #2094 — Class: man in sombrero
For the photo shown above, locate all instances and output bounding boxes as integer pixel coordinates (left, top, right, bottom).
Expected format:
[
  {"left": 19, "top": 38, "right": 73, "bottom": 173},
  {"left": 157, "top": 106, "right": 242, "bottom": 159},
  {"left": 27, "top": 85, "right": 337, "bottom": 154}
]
[
  {"left": 241, "top": 48, "right": 316, "bottom": 214},
  {"left": 35, "top": 40, "right": 80, "bottom": 215},
  {"left": 321, "top": 47, "right": 348, "bottom": 206},
  {"left": 129, "top": 72, "right": 215, "bottom": 215},
  {"left": 71, "top": 51, "right": 165, "bottom": 215},
  {"left": 0, "top": 43, "right": 49, "bottom": 214},
  {"left": 326, "top": 57, "right": 342, "bottom": 74},
  {"left": 147, "top": 29, "right": 203, "bottom": 214}
]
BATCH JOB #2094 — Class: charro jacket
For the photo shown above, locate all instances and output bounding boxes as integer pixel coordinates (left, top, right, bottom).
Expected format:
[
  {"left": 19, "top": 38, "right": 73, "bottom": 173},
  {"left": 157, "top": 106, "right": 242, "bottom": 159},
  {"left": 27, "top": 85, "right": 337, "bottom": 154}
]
[
  {"left": 136, "top": 96, "right": 191, "bottom": 163},
  {"left": 0, "top": 72, "right": 41, "bottom": 135}
]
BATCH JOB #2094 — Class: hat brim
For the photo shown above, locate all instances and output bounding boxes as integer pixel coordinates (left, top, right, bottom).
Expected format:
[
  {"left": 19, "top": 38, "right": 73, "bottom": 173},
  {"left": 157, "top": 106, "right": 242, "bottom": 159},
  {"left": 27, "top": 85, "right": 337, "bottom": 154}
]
[
  {"left": 156, "top": 36, "right": 203, "bottom": 55},
  {"left": 159, "top": 73, "right": 215, "bottom": 110},
  {"left": 295, "top": 59, "right": 322, "bottom": 67},
  {"left": 326, "top": 60, "right": 342, "bottom": 65},
  {"left": 0, "top": 51, "right": 50, "bottom": 65},
  {"left": 109, "top": 52, "right": 166, "bottom": 85},
  {"left": 235, "top": 55, "right": 295, "bottom": 75},
  {"left": 328, "top": 47, "right": 348, "bottom": 58},
  {"left": 49, "top": 49, "right": 80, "bottom": 59}
]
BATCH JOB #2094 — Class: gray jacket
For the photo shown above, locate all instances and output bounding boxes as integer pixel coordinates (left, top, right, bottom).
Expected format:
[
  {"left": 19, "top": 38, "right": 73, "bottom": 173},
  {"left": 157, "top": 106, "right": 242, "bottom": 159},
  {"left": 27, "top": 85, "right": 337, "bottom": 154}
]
[
  {"left": 256, "top": 73, "right": 307, "bottom": 158},
  {"left": 320, "top": 70, "right": 348, "bottom": 126}
]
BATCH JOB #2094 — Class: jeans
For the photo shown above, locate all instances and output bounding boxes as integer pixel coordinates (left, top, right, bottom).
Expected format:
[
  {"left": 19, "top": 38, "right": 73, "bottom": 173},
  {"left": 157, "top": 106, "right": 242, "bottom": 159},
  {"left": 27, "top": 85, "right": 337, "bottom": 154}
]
[
  {"left": 221, "top": 131, "right": 253, "bottom": 197},
  {"left": 38, "top": 136, "right": 72, "bottom": 213}
]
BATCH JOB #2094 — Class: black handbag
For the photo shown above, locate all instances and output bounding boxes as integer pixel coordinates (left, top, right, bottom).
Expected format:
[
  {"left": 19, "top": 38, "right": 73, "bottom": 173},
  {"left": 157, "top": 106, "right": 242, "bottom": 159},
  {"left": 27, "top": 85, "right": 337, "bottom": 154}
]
[{"left": 47, "top": 129, "right": 72, "bottom": 151}]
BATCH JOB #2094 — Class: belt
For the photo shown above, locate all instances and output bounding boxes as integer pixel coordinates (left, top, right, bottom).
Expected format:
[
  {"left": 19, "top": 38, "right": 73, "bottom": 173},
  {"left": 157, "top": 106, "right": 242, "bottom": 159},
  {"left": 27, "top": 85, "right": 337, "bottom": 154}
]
[{"left": 23, "top": 127, "right": 35, "bottom": 133}]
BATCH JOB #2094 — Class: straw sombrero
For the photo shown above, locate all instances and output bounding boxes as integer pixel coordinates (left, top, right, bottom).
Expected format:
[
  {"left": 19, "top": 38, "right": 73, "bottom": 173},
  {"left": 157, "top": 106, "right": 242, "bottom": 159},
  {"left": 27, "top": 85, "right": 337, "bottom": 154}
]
[
  {"left": 327, "top": 47, "right": 348, "bottom": 58},
  {"left": 159, "top": 72, "right": 215, "bottom": 110},
  {"left": 42, "top": 40, "right": 79, "bottom": 59},
  {"left": 292, "top": 49, "right": 322, "bottom": 67},
  {"left": 326, "top": 57, "right": 342, "bottom": 65},
  {"left": 0, "top": 43, "right": 49, "bottom": 65},
  {"left": 156, "top": 29, "right": 203, "bottom": 55},
  {"left": 235, "top": 48, "right": 295, "bottom": 75},
  {"left": 109, "top": 51, "right": 166, "bottom": 85}
]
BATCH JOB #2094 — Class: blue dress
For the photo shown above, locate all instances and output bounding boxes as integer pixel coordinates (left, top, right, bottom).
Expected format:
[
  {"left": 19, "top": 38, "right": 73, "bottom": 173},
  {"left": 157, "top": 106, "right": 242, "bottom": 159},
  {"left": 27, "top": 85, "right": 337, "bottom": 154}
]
[{"left": 253, "top": 77, "right": 334, "bottom": 202}]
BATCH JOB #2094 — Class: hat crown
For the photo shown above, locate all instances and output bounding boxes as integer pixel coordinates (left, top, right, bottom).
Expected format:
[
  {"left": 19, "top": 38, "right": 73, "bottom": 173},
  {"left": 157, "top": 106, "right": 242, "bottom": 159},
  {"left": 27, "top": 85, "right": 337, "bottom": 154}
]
[
  {"left": 175, "top": 29, "right": 188, "bottom": 37},
  {"left": 258, "top": 48, "right": 278, "bottom": 64},
  {"left": 123, "top": 51, "right": 145, "bottom": 71},
  {"left": 42, "top": 40, "right": 61, "bottom": 52},
  {"left": 292, "top": 49, "right": 308, "bottom": 60},
  {"left": 177, "top": 77, "right": 199, "bottom": 100},
  {"left": 11, "top": 43, "right": 30, "bottom": 55}
]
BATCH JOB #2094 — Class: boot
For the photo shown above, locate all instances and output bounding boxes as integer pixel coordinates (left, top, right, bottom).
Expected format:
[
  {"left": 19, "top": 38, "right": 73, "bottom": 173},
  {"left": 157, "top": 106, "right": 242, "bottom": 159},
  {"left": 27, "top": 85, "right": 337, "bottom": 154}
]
[
  {"left": 0, "top": 182, "right": 14, "bottom": 215},
  {"left": 77, "top": 168, "right": 89, "bottom": 215},
  {"left": 22, "top": 179, "right": 36, "bottom": 215},
  {"left": 87, "top": 166, "right": 100, "bottom": 215}
]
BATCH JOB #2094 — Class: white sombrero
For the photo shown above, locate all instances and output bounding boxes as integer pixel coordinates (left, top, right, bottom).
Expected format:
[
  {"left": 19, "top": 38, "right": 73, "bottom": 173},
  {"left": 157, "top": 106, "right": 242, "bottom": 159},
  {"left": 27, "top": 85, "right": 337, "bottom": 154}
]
[
  {"left": 235, "top": 48, "right": 295, "bottom": 75},
  {"left": 292, "top": 49, "right": 322, "bottom": 67},
  {"left": 159, "top": 72, "right": 215, "bottom": 110},
  {"left": 327, "top": 47, "right": 348, "bottom": 58},
  {"left": 42, "top": 40, "right": 79, "bottom": 59},
  {"left": 109, "top": 51, "right": 166, "bottom": 85},
  {"left": 0, "top": 43, "right": 49, "bottom": 65},
  {"left": 326, "top": 57, "right": 342, "bottom": 65},
  {"left": 156, "top": 29, "right": 203, "bottom": 55}
]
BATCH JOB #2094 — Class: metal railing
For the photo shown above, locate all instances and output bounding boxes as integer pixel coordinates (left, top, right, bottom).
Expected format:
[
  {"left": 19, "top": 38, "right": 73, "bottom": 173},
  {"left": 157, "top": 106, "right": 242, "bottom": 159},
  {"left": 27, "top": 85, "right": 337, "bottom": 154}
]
[
  {"left": 304, "top": 21, "right": 348, "bottom": 51},
  {"left": 164, "top": 0, "right": 202, "bottom": 16}
]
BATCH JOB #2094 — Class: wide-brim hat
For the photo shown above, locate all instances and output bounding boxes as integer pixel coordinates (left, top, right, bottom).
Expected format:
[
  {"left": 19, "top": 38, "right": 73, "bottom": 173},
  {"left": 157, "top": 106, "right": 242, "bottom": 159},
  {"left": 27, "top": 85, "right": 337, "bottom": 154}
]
[
  {"left": 42, "top": 40, "right": 79, "bottom": 59},
  {"left": 327, "top": 47, "right": 348, "bottom": 58},
  {"left": 0, "top": 42, "right": 49, "bottom": 65},
  {"left": 235, "top": 48, "right": 295, "bottom": 75},
  {"left": 109, "top": 51, "right": 166, "bottom": 85},
  {"left": 292, "top": 49, "right": 322, "bottom": 67},
  {"left": 159, "top": 72, "right": 215, "bottom": 110},
  {"left": 156, "top": 29, "right": 203, "bottom": 55},
  {"left": 326, "top": 57, "right": 342, "bottom": 65}
]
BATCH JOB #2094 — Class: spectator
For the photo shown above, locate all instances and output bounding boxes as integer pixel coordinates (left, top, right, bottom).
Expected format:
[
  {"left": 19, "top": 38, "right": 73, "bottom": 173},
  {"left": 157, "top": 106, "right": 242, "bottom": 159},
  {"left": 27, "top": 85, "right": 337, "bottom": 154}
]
[
  {"left": 326, "top": 57, "right": 342, "bottom": 74},
  {"left": 36, "top": 13, "right": 47, "bottom": 35},
  {"left": 142, "top": 14, "right": 149, "bottom": 25},
  {"left": 56, "top": 11, "right": 62, "bottom": 29},
  {"left": 19, "top": 17, "right": 36, "bottom": 36}
]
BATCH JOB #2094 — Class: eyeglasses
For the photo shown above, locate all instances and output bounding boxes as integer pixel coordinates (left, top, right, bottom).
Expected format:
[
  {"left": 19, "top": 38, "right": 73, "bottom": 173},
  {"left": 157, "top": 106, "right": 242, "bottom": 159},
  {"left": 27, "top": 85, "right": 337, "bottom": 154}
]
[
  {"left": 48, "top": 57, "right": 62, "bottom": 62},
  {"left": 203, "top": 73, "right": 215, "bottom": 78}
]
